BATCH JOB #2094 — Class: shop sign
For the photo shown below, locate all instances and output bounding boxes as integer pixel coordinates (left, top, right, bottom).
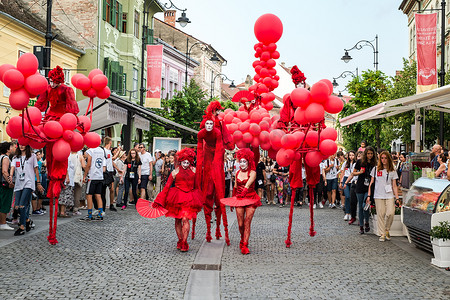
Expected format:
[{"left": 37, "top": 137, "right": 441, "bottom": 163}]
[
  {"left": 107, "top": 103, "right": 127, "bottom": 125},
  {"left": 415, "top": 13, "right": 437, "bottom": 93},
  {"left": 134, "top": 115, "right": 150, "bottom": 131}
]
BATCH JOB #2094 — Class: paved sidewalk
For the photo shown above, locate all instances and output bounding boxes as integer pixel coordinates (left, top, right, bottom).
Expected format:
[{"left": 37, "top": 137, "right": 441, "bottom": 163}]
[{"left": 0, "top": 204, "right": 448, "bottom": 299}]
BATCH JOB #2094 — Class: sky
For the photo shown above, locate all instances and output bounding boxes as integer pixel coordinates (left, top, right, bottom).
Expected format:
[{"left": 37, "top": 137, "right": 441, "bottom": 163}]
[{"left": 154, "top": 0, "right": 409, "bottom": 96}]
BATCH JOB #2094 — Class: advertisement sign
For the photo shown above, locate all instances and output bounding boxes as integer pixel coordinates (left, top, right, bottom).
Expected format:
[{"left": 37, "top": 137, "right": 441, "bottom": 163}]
[
  {"left": 415, "top": 13, "right": 437, "bottom": 93},
  {"left": 152, "top": 137, "right": 181, "bottom": 155},
  {"left": 145, "top": 45, "right": 163, "bottom": 108}
]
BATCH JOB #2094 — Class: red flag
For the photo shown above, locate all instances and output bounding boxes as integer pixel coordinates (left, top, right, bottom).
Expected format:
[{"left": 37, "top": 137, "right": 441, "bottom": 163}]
[{"left": 415, "top": 13, "right": 437, "bottom": 93}]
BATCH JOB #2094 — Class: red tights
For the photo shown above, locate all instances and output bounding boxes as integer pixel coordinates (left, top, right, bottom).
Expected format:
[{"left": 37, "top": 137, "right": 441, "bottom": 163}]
[
  {"left": 235, "top": 206, "right": 256, "bottom": 254},
  {"left": 175, "top": 218, "right": 190, "bottom": 251}
]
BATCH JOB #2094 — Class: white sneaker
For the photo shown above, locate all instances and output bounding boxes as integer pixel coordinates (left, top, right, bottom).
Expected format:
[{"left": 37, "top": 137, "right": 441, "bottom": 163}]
[
  {"left": 0, "top": 224, "right": 14, "bottom": 230},
  {"left": 92, "top": 210, "right": 99, "bottom": 215},
  {"left": 331, "top": 203, "right": 336, "bottom": 208},
  {"left": 313, "top": 204, "right": 316, "bottom": 209},
  {"left": 328, "top": 203, "right": 332, "bottom": 207},
  {"left": 343, "top": 214, "right": 348, "bottom": 221},
  {"left": 319, "top": 202, "right": 324, "bottom": 209}
]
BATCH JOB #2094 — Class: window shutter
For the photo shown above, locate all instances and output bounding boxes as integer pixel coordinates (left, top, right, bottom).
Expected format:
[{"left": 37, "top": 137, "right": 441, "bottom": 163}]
[
  {"left": 146, "top": 28, "right": 153, "bottom": 45},
  {"left": 118, "top": 3, "right": 123, "bottom": 32},
  {"left": 102, "top": 0, "right": 107, "bottom": 21},
  {"left": 118, "top": 65, "right": 124, "bottom": 95},
  {"left": 104, "top": 57, "right": 111, "bottom": 86},
  {"left": 111, "top": 0, "right": 116, "bottom": 27}
]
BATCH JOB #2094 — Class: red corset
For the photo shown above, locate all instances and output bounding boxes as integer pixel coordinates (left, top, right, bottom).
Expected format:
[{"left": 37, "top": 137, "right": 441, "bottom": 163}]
[{"left": 175, "top": 168, "right": 195, "bottom": 192}]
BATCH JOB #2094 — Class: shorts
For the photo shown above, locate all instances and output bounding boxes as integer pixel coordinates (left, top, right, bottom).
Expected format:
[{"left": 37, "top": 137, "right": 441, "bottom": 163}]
[
  {"left": 326, "top": 178, "right": 338, "bottom": 192},
  {"left": 86, "top": 180, "right": 103, "bottom": 195},
  {"left": 0, "top": 185, "right": 14, "bottom": 214},
  {"left": 255, "top": 178, "right": 265, "bottom": 189},
  {"left": 140, "top": 175, "right": 150, "bottom": 189}
]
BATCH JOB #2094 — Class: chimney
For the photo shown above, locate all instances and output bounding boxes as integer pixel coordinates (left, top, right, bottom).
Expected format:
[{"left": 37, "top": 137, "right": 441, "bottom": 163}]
[{"left": 164, "top": 10, "right": 176, "bottom": 27}]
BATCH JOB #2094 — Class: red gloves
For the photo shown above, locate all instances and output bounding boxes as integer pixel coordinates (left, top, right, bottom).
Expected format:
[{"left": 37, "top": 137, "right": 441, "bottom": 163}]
[
  {"left": 151, "top": 201, "right": 161, "bottom": 208},
  {"left": 237, "top": 188, "right": 248, "bottom": 199}
]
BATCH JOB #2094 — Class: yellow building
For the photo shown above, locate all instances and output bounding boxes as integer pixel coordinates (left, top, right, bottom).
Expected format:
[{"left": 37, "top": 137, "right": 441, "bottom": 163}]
[{"left": 0, "top": 10, "right": 83, "bottom": 141}]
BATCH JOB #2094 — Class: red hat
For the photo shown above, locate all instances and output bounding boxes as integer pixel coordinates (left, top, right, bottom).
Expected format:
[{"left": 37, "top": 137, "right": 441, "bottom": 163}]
[
  {"left": 176, "top": 148, "right": 196, "bottom": 166},
  {"left": 200, "top": 111, "right": 215, "bottom": 129},
  {"left": 206, "top": 101, "right": 224, "bottom": 114},
  {"left": 236, "top": 148, "right": 255, "bottom": 171},
  {"left": 48, "top": 66, "right": 64, "bottom": 84}
]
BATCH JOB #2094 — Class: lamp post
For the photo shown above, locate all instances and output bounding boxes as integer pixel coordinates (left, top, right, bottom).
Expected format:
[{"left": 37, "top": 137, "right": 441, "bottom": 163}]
[
  {"left": 332, "top": 68, "right": 358, "bottom": 89},
  {"left": 211, "top": 71, "right": 235, "bottom": 98},
  {"left": 140, "top": 0, "right": 190, "bottom": 107},
  {"left": 184, "top": 39, "right": 220, "bottom": 87},
  {"left": 341, "top": 35, "right": 378, "bottom": 71}
]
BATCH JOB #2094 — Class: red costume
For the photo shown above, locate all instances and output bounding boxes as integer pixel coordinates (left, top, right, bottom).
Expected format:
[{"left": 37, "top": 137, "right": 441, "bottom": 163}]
[
  {"left": 154, "top": 148, "right": 201, "bottom": 251},
  {"left": 34, "top": 66, "right": 79, "bottom": 245},
  {"left": 221, "top": 170, "right": 261, "bottom": 208},
  {"left": 196, "top": 114, "right": 230, "bottom": 245}
]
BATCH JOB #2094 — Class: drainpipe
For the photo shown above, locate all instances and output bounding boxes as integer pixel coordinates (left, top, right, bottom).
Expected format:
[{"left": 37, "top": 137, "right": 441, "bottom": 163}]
[{"left": 97, "top": 0, "right": 102, "bottom": 68}]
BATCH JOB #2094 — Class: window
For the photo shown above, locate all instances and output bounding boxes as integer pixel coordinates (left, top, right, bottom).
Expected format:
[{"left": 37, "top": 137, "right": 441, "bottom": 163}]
[
  {"left": 122, "top": 13, "right": 127, "bottom": 33},
  {"left": 18, "top": 50, "right": 25, "bottom": 58},
  {"left": 104, "top": 0, "right": 111, "bottom": 23},
  {"left": 132, "top": 68, "right": 138, "bottom": 98},
  {"left": 63, "top": 68, "right": 70, "bottom": 85},
  {"left": 104, "top": 57, "right": 126, "bottom": 96},
  {"left": 103, "top": 0, "right": 122, "bottom": 31},
  {"left": 134, "top": 10, "right": 140, "bottom": 38},
  {"left": 161, "top": 77, "right": 165, "bottom": 98}
]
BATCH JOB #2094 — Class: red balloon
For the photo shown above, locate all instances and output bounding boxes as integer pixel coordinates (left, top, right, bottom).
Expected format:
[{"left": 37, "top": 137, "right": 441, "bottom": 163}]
[
  {"left": 0, "top": 64, "right": 15, "bottom": 82},
  {"left": 25, "top": 107, "right": 42, "bottom": 126},
  {"left": 305, "top": 151, "right": 323, "bottom": 167},
  {"left": 233, "top": 130, "right": 243, "bottom": 141},
  {"left": 267, "top": 43, "right": 277, "bottom": 52},
  {"left": 260, "top": 51, "right": 271, "bottom": 61},
  {"left": 62, "top": 130, "right": 74, "bottom": 142},
  {"left": 254, "top": 14, "right": 283, "bottom": 44},
  {"left": 7, "top": 116, "right": 28, "bottom": 138},
  {"left": 239, "top": 121, "right": 250, "bottom": 132},
  {"left": 268, "top": 148, "right": 277, "bottom": 160},
  {"left": 266, "top": 59, "right": 276, "bottom": 68},
  {"left": 70, "top": 132, "right": 84, "bottom": 152},
  {"left": 320, "top": 79, "right": 333, "bottom": 95},
  {"left": 44, "top": 121, "right": 63, "bottom": 139},
  {"left": 236, "top": 140, "right": 247, "bottom": 149},
  {"left": 242, "top": 132, "right": 253, "bottom": 143},
  {"left": 227, "top": 123, "right": 238, "bottom": 133},
  {"left": 29, "top": 139, "right": 46, "bottom": 150},
  {"left": 264, "top": 102, "right": 274, "bottom": 111},
  {"left": 250, "top": 112, "right": 262, "bottom": 123},
  {"left": 53, "top": 139, "right": 71, "bottom": 161},
  {"left": 281, "top": 134, "right": 297, "bottom": 149},
  {"left": 260, "top": 141, "right": 272, "bottom": 151},
  {"left": 249, "top": 123, "right": 261, "bottom": 136},
  {"left": 238, "top": 111, "right": 249, "bottom": 121},
  {"left": 97, "top": 86, "right": 111, "bottom": 99},
  {"left": 320, "top": 139, "right": 338, "bottom": 156},
  {"left": 294, "top": 108, "right": 307, "bottom": 125},
  {"left": 24, "top": 74, "right": 48, "bottom": 96},
  {"left": 18, "top": 136, "right": 31, "bottom": 146},
  {"left": 232, "top": 117, "right": 241, "bottom": 124},
  {"left": 76, "top": 75, "right": 91, "bottom": 91},
  {"left": 271, "top": 80, "right": 279, "bottom": 89},
  {"left": 84, "top": 132, "right": 101, "bottom": 148},
  {"left": 59, "top": 113, "right": 76, "bottom": 131},
  {"left": 276, "top": 148, "right": 295, "bottom": 167},
  {"left": 88, "top": 69, "right": 103, "bottom": 80},
  {"left": 17, "top": 53, "right": 38, "bottom": 77},
  {"left": 321, "top": 127, "right": 338, "bottom": 141},
  {"left": 9, "top": 88, "right": 30, "bottom": 110},
  {"left": 3, "top": 69, "right": 24, "bottom": 90},
  {"left": 263, "top": 77, "right": 272, "bottom": 87},
  {"left": 305, "top": 103, "right": 325, "bottom": 123},
  {"left": 269, "top": 129, "right": 284, "bottom": 150},
  {"left": 324, "top": 95, "right": 344, "bottom": 114},
  {"left": 77, "top": 115, "right": 91, "bottom": 133},
  {"left": 310, "top": 81, "right": 329, "bottom": 103},
  {"left": 259, "top": 120, "right": 270, "bottom": 131},
  {"left": 87, "top": 88, "right": 97, "bottom": 99},
  {"left": 293, "top": 131, "right": 305, "bottom": 148},
  {"left": 305, "top": 130, "right": 319, "bottom": 147},
  {"left": 71, "top": 73, "right": 84, "bottom": 87},
  {"left": 250, "top": 138, "right": 260, "bottom": 148},
  {"left": 252, "top": 60, "right": 260, "bottom": 68},
  {"left": 291, "top": 88, "right": 311, "bottom": 108},
  {"left": 255, "top": 65, "right": 263, "bottom": 74},
  {"left": 91, "top": 74, "right": 108, "bottom": 91},
  {"left": 259, "top": 68, "right": 269, "bottom": 78},
  {"left": 271, "top": 51, "right": 280, "bottom": 59},
  {"left": 259, "top": 130, "right": 270, "bottom": 143},
  {"left": 82, "top": 89, "right": 89, "bottom": 97}
]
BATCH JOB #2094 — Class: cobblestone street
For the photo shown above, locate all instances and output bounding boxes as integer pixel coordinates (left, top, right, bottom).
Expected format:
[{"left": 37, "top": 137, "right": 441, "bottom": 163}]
[{"left": 0, "top": 204, "right": 448, "bottom": 299}]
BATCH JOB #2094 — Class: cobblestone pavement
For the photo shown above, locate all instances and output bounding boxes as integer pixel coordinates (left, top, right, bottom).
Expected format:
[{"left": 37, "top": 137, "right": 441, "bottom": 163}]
[{"left": 0, "top": 204, "right": 448, "bottom": 299}]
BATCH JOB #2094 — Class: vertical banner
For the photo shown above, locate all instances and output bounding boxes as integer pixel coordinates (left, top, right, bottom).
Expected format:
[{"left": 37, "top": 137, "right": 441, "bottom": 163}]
[
  {"left": 415, "top": 13, "right": 437, "bottom": 94},
  {"left": 145, "top": 45, "right": 163, "bottom": 108}
]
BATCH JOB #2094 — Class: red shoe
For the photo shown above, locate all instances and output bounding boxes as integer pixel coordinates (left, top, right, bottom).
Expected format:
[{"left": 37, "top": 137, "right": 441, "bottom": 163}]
[
  {"left": 215, "top": 228, "right": 222, "bottom": 240},
  {"left": 180, "top": 241, "right": 189, "bottom": 252},
  {"left": 239, "top": 239, "right": 244, "bottom": 250},
  {"left": 177, "top": 239, "right": 182, "bottom": 250},
  {"left": 348, "top": 217, "right": 356, "bottom": 225},
  {"left": 206, "top": 233, "right": 212, "bottom": 242},
  {"left": 241, "top": 243, "right": 250, "bottom": 255}
]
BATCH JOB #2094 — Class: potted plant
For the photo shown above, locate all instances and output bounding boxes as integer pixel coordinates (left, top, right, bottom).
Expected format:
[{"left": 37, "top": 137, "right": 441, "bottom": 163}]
[
  {"left": 371, "top": 205, "right": 407, "bottom": 236},
  {"left": 430, "top": 221, "right": 450, "bottom": 268}
]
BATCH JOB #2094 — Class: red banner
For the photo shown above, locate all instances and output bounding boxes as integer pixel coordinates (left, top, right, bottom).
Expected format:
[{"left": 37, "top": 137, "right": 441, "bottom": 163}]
[
  {"left": 145, "top": 45, "right": 163, "bottom": 108},
  {"left": 416, "top": 13, "right": 437, "bottom": 93}
]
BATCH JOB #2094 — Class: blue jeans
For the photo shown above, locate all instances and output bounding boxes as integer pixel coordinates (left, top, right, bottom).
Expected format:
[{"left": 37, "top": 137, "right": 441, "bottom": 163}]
[
  {"left": 123, "top": 177, "right": 138, "bottom": 206},
  {"left": 356, "top": 192, "right": 370, "bottom": 227},
  {"left": 15, "top": 188, "right": 32, "bottom": 226},
  {"left": 342, "top": 177, "right": 351, "bottom": 214}
]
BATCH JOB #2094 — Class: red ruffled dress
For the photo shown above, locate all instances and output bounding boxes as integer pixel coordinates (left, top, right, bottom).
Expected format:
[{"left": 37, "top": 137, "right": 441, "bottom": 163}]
[
  {"left": 154, "top": 168, "right": 203, "bottom": 219},
  {"left": 221, "top": 170, "right": 261, "bottom": 208}
]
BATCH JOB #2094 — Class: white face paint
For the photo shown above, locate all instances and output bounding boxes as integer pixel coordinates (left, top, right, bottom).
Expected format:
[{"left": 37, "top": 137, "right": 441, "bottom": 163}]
[
  {"left": 205, "top": 120, "right": 214, "bottom": 132},
  {"left": 181, "top": 160, "right": 190, "bottom": 169},
  {"left": 239, "top": 159, "right": 248, "bottom": 170}
]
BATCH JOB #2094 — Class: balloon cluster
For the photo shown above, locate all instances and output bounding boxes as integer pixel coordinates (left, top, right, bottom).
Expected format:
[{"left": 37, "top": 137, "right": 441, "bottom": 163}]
[
  {"left": 0, "top": 53, "right": 48, "bottom": 111},
  {"left": 71, "top": 69, "right": 111, "bottom": 99},
  {"left": 249, "top": 14, "right": 284, "bottom": 111}
]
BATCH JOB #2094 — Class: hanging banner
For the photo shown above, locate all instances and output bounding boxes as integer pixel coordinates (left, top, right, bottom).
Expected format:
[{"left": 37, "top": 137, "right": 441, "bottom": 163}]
[
  {"left": 416, "top": 13, "right": 437, "bottom": 93},
  {"left": 145, "top": 45, "right": 163, "bottom": 108}
]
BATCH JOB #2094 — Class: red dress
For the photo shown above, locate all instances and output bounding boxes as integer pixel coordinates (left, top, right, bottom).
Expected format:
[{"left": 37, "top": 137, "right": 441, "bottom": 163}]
[
  {"left": 221, "top": 170, "right": 261, "bottom": 208},
  {"left": 154, "top": 168, "right": 203, "bottom": 219}
]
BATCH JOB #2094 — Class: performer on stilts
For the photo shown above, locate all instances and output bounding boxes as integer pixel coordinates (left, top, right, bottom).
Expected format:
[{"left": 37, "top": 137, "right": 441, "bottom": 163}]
[
  {"left": 149, "top": 148, "right": 203, "bottom": 252},
  {"left": 221, "top": 148, "right": 260, "bottom": 254},
  {"left": 196, "top": 112, "right": 230, "bottom": 245},
  {"left": 34, "top": 66, "right": 79, "bottom": 245}
]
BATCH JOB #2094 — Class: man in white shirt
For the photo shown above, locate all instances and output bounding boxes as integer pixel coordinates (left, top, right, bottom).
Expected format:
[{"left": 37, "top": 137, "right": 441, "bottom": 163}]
[
  {"left": 81, "top": 146, "right": 106, "bottom": 221},
  {"left": 101, "top": 137, "right": 117, "bottom": 212},
  {"left": 138, "top": 143, "right": 153, "bottom": 200}
]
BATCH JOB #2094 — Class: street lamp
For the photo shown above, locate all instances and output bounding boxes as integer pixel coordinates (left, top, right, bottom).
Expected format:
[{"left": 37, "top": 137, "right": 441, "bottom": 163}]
[
  {"left": 184, "top": 37, "right": 220, "bottom": 86},
  {"left": 140, "top": 0, "right": 190, "bottom": 107},
  {"left": 341, "top": 35, "right": 378, "bottom": 71},
  {"left": 211, "top": 72, "right": 235, "bottom": 98},
  {"left": 332, "top": 68, "right": 358, "bottom": 88}
]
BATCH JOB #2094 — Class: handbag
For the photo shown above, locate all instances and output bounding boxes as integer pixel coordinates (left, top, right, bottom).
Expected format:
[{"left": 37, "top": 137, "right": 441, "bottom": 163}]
[{"left": 270, "top": 174, "right": 277, "bottom": 183}]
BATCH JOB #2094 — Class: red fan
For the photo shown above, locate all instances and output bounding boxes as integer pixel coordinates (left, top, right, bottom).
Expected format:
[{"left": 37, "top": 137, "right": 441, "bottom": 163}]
[
  {"left": 232, "top": 90, "right": 255, "bottom": 103},
  {"left": 136, "top": 198, "right": 168, "bottom": 218},
  {"left": 221, "top": 196, "right": 261, "bottom": 207}
]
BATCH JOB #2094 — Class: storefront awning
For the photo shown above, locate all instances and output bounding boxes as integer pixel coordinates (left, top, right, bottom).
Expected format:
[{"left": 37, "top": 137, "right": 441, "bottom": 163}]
[
  {"left": 77, "top": 95, "right": 198, "bottom": 135},
  {"left": 339, "top": 84, "right": 450, "bottom": 126}
]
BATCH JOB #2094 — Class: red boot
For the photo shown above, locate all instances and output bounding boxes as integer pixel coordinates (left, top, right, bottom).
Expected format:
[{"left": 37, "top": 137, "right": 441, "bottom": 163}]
[
  {"left": 177, "top": 239, "right": 182, "bottom": 250},
  {"left": 215, "top": 227, "right": 222, "bottom": 240},
  {"left": 241, "top": 243, "right": 250, "bottom": 255},
  {"left": 180, "top": 241, "right": 189, "bottom": 252},
  {"left": 239, "top": 237, "right": 244, "bottom": 250}
]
